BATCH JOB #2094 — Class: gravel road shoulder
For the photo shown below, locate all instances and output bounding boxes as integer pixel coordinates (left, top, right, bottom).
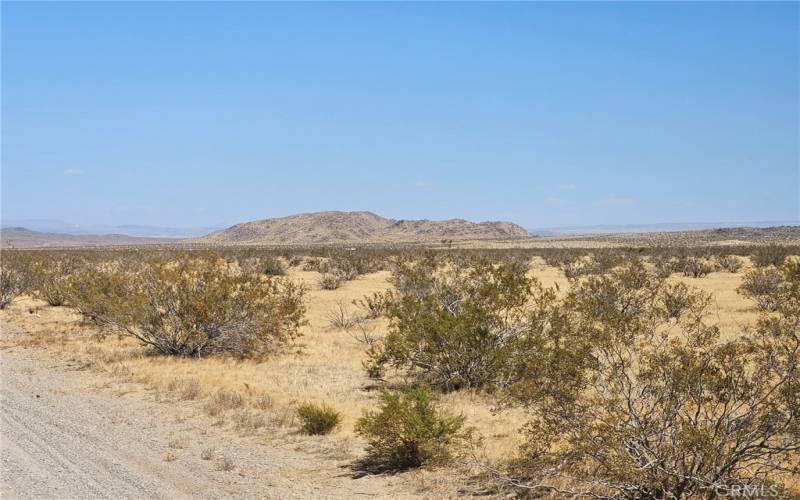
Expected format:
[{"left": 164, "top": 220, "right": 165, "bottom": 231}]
[{"left": 0, "top": 343, "right": 426, "bottom": 499}]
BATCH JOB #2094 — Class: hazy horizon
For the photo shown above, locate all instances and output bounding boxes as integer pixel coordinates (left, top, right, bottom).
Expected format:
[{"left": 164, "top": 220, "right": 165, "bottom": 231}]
[
  {"left": 3, "top": 2, "right": 798, "bottom": 228},
  {"left": 2, "top": 213, "right": 799, "bottom": 239}
]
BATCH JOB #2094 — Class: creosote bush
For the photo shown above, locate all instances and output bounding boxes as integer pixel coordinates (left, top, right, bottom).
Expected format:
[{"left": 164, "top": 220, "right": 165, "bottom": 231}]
[
  {"left": 365, "top": 257, "right": 542, "bottom": 390},
  {"left": 296, "top": 402, "right": 342, "bottom": 435},
  {"left": 751, "top": 244, "right": 789, "bottom": 268},
  {"left": 661, "top": 280, "right": 710, "bottom": 320},
  {"left": 32, "top": 258, "right": 82, "bottom": 306},
  {"left": 738, "top": 266, "right": 782, "bottom": 311},
  {"left": 501, "top": 261, "right": 800, "bottom": 498},
  {"left": 355, "top": 388, "right": 467, "bottom": 470},
  {"left": 0, "top": 261, "right": 27, "bottom": 309},
  {"left": 68, "top": 254, "right": 307, "bottom": 357}
]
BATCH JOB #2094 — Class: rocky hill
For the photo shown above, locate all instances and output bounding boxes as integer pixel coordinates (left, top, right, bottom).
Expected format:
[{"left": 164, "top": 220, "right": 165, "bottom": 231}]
[{"left": 193, "top": 211, "right": 531, "bottom": 245}]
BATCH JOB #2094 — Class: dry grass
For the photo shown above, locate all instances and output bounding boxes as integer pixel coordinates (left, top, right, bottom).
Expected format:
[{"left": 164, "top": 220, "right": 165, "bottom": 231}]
[{"left": 0, "top": 260, "right": 775, "bottom": 468}]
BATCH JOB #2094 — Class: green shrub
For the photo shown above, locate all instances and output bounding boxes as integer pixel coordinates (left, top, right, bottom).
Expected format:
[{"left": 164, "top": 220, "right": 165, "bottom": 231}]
[
  {"left": 32, "top": 258, "right": 81, "bottom": 306},
  {"left": 366, "top": 258, "right": 543, "bottom": 390},
  {"left": 0, "top": 262, "right": 27, "bottom": 309},
  {"left": 64, "top": 266, "right": 138, "bottom": 323},
  {"left": 296, "top": 402, "right": 342, "bottom": 435},
  {"left": 355, "top": 388, "right": 466, "bottom": 470}
]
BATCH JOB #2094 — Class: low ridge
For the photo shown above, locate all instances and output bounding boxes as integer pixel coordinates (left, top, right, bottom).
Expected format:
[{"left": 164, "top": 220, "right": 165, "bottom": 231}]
[{"left": 193, "top": 211, "right": 531, "bottom": 245}]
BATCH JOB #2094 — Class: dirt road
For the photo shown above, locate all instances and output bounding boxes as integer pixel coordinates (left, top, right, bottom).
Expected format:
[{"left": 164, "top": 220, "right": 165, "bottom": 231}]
[{"left": 0, "top": 345, "right": 418, "bottom": 499}]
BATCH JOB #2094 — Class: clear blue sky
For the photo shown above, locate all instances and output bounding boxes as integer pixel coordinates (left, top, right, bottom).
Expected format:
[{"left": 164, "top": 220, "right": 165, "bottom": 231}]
[{"left": 2, "top": 2, "right": 798, "bottom": 229}]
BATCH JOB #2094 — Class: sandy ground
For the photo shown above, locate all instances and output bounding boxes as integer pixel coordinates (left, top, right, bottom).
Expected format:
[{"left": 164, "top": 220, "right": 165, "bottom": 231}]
[{"left": 0, "top": 341, "right": 429, "bottom": 500}]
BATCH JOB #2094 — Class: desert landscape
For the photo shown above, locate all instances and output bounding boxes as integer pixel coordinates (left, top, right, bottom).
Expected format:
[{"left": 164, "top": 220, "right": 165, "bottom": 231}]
[
  {"left": 1, "top": 212, "right": 799, "bottom": 498},
  {"left": 3, "top": 1, "right": 799, "bottom": 498}
]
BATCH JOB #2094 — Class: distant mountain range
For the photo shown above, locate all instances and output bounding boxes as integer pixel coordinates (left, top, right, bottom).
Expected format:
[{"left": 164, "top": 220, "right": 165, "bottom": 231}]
[
  {"left": 0, "top": 219, "right": 224, "bottom": 238},
  {"left": 533, "top": 221, "right": 800, "bottom": 236},
  {"left": 193, "top": 211, "right": 530, "bottom": 245},
  {"left": 0, "top": 227, "right": 175, "bottom": 248},
  {"left": 3, "top": 213, "right": 799, "bottom": 248}
]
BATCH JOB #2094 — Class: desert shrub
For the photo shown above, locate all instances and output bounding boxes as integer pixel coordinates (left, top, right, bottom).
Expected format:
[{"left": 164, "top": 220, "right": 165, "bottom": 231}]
[
  {"left": 592, "top": 249, "right": 624, "bottom": 273},
  {"left": 502, "top": 262, "right": 800, "bottom": 498},
  {"left": 366, "top": 258, "right": 543, "bottom": 390},
  {"left": 354, "top": 291, "right": 390, "bottom": 319},
  {"left": 296, "top": 402, "right": 342, "bottom": 435},
  {"left": 302, "top": 257, "right": 323, "bottom": 272},
  {"left": 0, "top": 260, "right": 27, "bottom": 309},
  {"left": 73, "top": 255, "right": 307, "bottom": 357},
  {"left": 329, "top": 253, "right": 385, "bottom": 277},
  {"left": 561, "top": 251, "right": 623, "bottom": 278},
  {"left": 326, "top": 300, "right": 357, "bottom": 330},
  {"left": 567, "top": 259, "right": 664, "bottom": 324},
  {"left": 680, "top": 256, "right": 717, "bottom": 278},
  {"left": 260, "top": 256, "right": 287, "bottom": 276},
  {"left": 651, "top": 254, "right": 678, "bottom": 279},
  {"left": 240, "top": 256, "right": 286, "bottom": 276},
  {"left": 32, "top": 258, "right": 82, "bottom": 306},
  {"left": 354, "top": 388, "right": 467, "bottom": 470},
  {"left": 738, "top": 267, "right": 782, "bottom": 311},
  {"left": 661, "top": 281, "right": 710, "bottom": 320},
  {"left": 318, "top": 272, "right": 344, "bottom": 290},
  {"left": 751, "top": 244, "right": 789, "bottom": 268},
  {"left": 561, "top": 257, "right": 595, "bottom": 279},
  {"left": 717, "top": 254, "right": 743, "bottom": 273},
  {"left": 64, "top": 266, "right": 137, "bottom": 323},
  {"left": 205, "top": 388, "right": 245, "bottom": 416}
]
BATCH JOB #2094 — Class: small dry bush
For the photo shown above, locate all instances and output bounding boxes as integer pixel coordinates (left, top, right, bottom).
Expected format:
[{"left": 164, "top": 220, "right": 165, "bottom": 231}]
[
  {"left": 205, "top": 388, "right": 245, "bottom": 416},
  {"left": 318, "top": 272, "right": 344, "bottom": 290},
  {"left": 302, "top": 257, "right": 323, "bottom": 271},
  {"left": 326, "top": 300, "right": 358, "bottom": 330},
  {"left": 354, "top": 291, "right": 390, "bottom": 319},
  {"left": 165, "top": 378, "right": 202, "bottom": 400},
  {"left": 231, "top": 409, "right": 268, "bottom": 432},
  {"left": 296, "top": 402, "right": 342, "bottom": 435},
  {"left": 259, "top": 256, "right": 287, "bottom": 276},
  {"left": 717, "top": 254, "right": 743, "bottom": 273},
  {"left": 355, "top": 388, "right": 467, "bottom": 470},
  {"left": 680, "top": 256, "right": 717, "bottom": 278}
]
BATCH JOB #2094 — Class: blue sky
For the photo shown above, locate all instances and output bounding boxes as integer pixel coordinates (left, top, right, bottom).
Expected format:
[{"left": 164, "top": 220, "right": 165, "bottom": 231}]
[{"left": 2, "top": 2, "right": 798, "bottom": 229}]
